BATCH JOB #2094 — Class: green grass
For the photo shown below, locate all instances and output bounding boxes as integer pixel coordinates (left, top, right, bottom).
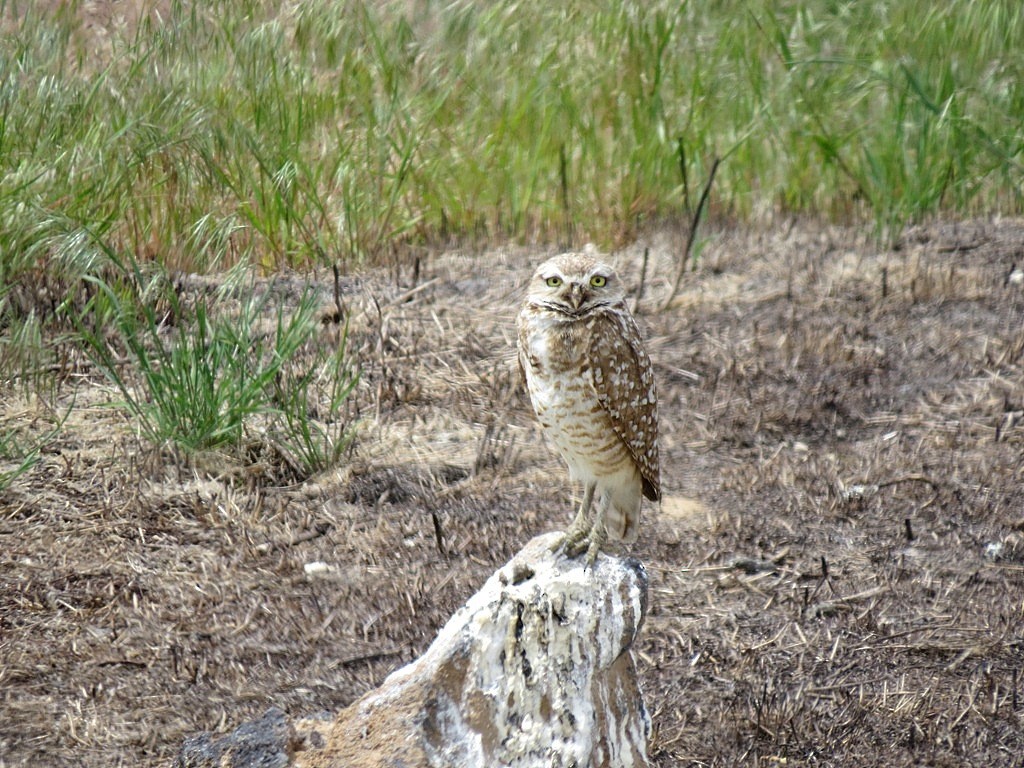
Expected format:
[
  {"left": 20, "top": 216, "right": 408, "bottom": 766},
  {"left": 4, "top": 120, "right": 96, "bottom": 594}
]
[
  {"left": 270, "top": 320, "right": 360, "bottom": 479},
  {"left": 1, "top": 0, "right": 1021, "bottom": 278},
  {"left": 0, "top": 427, "right": 42, "bottom": 491},
  {"left": 0, "top": 397, "right": 68, "bottom": 491},
  {"left": 74, "top": 252, "right": 359, "bottom": 475},
  {"left": 0, "top": 0, "right": 1021, "bottom": 475}
]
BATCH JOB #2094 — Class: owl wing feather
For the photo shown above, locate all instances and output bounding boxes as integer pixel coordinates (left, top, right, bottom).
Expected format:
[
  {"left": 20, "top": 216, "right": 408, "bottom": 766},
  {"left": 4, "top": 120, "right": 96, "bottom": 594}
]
[
  {"left": 587, "top": 306, "right": 661, "bottom": 501},
  {"left": 515, "top": 308, "right": 538, "bottom": 390}
]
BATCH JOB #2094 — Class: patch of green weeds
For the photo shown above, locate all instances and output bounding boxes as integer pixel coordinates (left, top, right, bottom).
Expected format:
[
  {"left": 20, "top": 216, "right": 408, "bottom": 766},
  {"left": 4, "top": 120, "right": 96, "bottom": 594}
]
[
  {"left": 75, "top": 252, "right": 360, "bottom": 476},
  {"left": 0, "top": 402, "right": 69, "bottom": 491},
  {"left": 270, "top": 322, "right": 360, "bottom": 479}
]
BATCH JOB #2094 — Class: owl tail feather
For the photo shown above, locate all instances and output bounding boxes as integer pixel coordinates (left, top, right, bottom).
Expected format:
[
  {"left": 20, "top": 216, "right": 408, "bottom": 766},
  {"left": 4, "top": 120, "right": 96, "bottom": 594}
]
[{"left": 601, "top": 493, "right": 641, "bottom": 544}]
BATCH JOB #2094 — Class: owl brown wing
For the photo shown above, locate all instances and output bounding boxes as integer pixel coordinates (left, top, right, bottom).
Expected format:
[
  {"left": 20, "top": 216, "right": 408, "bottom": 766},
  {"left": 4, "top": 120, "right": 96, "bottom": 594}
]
[
  {"left": 516, "top": 307, "right": 536, "bottom": 387},
  {"left": 587, "top": 307, "right": 661, "bottom": 501}
]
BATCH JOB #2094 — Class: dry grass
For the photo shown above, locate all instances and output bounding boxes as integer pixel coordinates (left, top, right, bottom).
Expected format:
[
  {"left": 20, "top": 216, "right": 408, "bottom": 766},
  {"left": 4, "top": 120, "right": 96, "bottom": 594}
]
[{"left": 2, "top": 220, "right": 1023, "bottom": 767}]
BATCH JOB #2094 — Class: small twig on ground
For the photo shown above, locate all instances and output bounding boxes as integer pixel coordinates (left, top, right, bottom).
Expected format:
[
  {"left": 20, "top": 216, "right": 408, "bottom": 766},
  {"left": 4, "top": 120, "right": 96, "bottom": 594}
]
[
  {"left": 559, "top": 142, "right": 573, "bottom": 249},
  {"left": 386, "top": 277, "right": 441, "bottom": 307},
  {"left": 632, "top": 246, "right": 650, "bottom": 314},
  {"left": 338, "top": 647, "right": 405, "bottom": 668},
  {"left": 677, "top": 137, "right": 691, "bottom": 217},
  {"left": 333, "top": 264, "right": 344, "bottom": 318},
  {"left": 661, "top": 156, "right": 720, "bottom": 312},
  {"left": 256, "top": 521, "right": 333, "bottom": 553},
  {"left": 431, "top": 509, "right": 446, "bottom": 556}
]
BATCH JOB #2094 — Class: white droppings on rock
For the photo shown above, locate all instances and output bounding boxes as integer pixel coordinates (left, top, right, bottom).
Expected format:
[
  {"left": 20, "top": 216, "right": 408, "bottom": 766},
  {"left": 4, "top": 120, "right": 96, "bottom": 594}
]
[{"left": 299, "top": 533, "right": 651, "bottom": 768}]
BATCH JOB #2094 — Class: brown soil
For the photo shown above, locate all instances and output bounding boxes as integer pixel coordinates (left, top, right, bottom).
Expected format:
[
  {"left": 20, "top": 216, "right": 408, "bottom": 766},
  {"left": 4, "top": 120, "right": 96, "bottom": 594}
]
[{"left": 2, "top": 219, "right": 1023, "bottom": 767}]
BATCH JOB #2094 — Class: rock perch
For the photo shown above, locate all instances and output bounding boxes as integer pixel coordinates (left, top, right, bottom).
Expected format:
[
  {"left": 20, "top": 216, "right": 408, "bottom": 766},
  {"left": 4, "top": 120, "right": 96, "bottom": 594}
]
[{"left": 176, "top": 532, "right": 651, "bottom": 768}]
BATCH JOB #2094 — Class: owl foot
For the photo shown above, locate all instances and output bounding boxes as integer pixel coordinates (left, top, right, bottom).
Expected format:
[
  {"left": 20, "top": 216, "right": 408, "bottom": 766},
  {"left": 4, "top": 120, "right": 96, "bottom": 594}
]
[
  {"left": 560, "top": 522, "right": 592, "bottom": 558},
  {"left": 552, "top": 483, "right": 598, "bottom": 557},
  {"left": 547, "top": 520, "right": 586, "bottom": 556},
  {"left": 559, "top": 518, "right": 607, "bottom": 566}
]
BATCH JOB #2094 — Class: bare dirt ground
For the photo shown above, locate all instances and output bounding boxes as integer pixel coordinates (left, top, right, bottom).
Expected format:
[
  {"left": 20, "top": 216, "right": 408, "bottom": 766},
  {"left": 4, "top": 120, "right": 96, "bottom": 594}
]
[{"left": 1, "top": 219, "right": 1023, "bottom": 767}]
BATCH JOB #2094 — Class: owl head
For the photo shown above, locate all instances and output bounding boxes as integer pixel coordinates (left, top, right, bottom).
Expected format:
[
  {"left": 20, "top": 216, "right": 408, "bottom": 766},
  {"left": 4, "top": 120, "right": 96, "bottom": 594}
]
[{"left": 526, "top": 253, "right": 625, "bottom": 315}]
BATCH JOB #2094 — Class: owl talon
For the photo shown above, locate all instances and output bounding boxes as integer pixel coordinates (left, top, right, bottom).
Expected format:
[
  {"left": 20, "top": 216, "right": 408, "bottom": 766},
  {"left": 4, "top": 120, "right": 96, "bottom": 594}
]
[
  {"left": 557, "top": 532, "right": 603, "bottom": 565},
  {"left": 559, "top": 515, "right": 590, "bottom": 555},
  {"left": 581, "top": 520, "right": 608, "bottom": 564},
  {"left": 548, "top": 532, "right": 567, "bottom": 553},
  {"left": 561, "top": 532, "right": 589, "bottom": 559},
  {"left": 559, "top": 517, "right": 606, "bottom": 562},
  {"left": 549, "top": 526, "right": 588, "bottom": 559}
]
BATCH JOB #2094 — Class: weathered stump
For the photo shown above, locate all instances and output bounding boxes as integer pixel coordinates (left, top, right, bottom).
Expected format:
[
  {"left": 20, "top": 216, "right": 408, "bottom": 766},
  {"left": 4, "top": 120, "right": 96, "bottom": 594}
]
[{"left": 177, "top": 532, "right": 651, "bottom": 768}]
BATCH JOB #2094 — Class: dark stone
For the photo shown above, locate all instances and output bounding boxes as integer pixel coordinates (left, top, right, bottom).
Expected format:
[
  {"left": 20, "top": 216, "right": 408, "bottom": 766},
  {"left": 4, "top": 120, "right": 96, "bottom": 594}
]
[{"left": 175, "top": 707, "right": 294, "bottom": 768}]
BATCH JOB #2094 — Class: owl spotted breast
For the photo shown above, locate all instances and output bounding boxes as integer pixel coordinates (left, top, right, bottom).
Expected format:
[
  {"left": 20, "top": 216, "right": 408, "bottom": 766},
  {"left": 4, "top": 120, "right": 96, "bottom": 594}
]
[{"left": 517, "top": 252, "right": 660, "bottom": 561}]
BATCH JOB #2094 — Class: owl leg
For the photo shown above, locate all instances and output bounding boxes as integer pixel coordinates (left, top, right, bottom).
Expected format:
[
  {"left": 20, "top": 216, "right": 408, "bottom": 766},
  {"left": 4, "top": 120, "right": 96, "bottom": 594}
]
[
  {"left": 563, "top": 509, "right": 607, "bottom": 563},
  {"left": 582, "top": 516, "right": 608, "bottom": 565},
  {"left": 564, "top": 491, "right": 610, "bottom": 563},
  {"left": 562, "top": 483, "right": 602, "bottom": 559},
  {"left": 553, "top": 482, "right": 596, "bottom": 554},
  {"left": 570, "top": 482, "right": 596, "bottom": 534}
]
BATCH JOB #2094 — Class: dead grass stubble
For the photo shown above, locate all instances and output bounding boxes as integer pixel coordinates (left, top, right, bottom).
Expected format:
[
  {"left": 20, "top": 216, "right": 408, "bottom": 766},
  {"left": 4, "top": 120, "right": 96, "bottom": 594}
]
[{"left": 1, "top": 220, "right": 1023, "bottom": 767}]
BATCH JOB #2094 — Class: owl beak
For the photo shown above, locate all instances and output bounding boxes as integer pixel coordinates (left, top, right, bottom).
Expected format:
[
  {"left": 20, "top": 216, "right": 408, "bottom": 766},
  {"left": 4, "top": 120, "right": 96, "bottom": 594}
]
[{"left": 568, "top": 282, "right": 586, "bottom": 309}]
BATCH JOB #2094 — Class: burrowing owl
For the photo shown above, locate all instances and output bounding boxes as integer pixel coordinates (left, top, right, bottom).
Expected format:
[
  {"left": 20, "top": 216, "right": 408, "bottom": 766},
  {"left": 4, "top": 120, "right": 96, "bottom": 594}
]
[{"left": 517, "top": 252, "right": 660, "bottom": 561}]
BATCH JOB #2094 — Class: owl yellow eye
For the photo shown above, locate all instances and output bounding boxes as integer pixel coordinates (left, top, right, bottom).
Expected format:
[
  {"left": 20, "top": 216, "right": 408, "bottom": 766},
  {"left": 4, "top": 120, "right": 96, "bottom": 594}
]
[
  {"left": 545, "top": 276, "right": 563, "bottom": 288},
  {"left": 590, "top": 275, "right": 607, "bottom": 287}
]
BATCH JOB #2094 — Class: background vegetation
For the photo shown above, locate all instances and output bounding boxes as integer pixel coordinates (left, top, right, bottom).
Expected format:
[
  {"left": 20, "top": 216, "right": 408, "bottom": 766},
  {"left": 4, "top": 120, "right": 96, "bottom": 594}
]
[
  {"left": 2, "top": 5, "right": 1023, "bottom": 765},
  {"left": 1, "top": 0, "right": 1022, "bottom": 472},
  {"left": 2, "top": 0, "right": 1022, "bottom": 276}
]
